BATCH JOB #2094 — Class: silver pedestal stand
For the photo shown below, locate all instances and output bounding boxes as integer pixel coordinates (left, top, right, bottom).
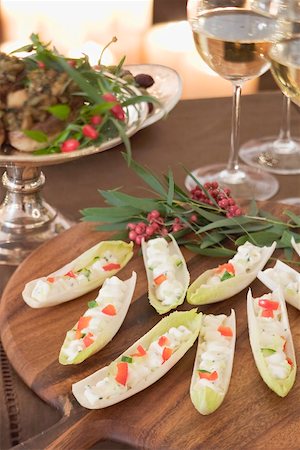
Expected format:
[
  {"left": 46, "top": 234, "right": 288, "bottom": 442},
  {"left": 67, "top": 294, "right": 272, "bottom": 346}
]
[
  {"left": 0, "top": 164, "right": 72, "bottom": 265},
  {"left": 0, "top": 87, "right": 148, "bottom": 265}
]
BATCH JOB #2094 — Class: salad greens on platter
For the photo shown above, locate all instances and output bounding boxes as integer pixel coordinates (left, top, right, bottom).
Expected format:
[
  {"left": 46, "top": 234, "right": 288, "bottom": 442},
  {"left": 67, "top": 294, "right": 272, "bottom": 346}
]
[
  {"left": 0, "top": 34, "right": 157, "bottom": 161},
  {"left": 81, "top": 153, "right": 300, "bottom": 265}
]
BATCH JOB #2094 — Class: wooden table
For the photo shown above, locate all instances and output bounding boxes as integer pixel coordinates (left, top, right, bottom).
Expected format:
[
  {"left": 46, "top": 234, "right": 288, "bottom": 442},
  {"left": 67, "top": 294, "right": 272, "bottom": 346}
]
[{"left": 0, "top": 92, "right": 299, "bottom": 449}]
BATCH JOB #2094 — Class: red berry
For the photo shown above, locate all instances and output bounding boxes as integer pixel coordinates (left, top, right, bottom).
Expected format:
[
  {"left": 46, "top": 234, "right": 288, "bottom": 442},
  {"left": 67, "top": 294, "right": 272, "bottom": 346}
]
[
  {"left": 218, "top": 199, "right": 229, "bottom": 208},
  {"left": 160, "top": 227, "right": 168, "bottom": 236},
  {"left": 146, "top": 226, "right": 155, "bottom": 236},
  {"left": 149, "top": 210, "right": 160, "bottom": 219},
  {"left": 61, "top": 138, "right": 80, "bottom": 153},
  {"left": 211, "top": 182, "right": 219, "bottom": 189},
  {"left": 90, "top": 115, "right": 102, "bottom": 125},
  {"left": 127, "top": 223, "right": 136, "bottom": 230},
  {"left": 190, "top": 214, "right": 198, "bottom": 222},
  {"left": 151, "top": 222, "right": 160, "bottom": 231},
  {"left": 102, "top": 93, "right": 117, "bottom": 102},
  {"left": 135, "top": 225, "right": 144, "bottom": 235},
  {"left": 172, "top": 224, "right": 182, "bottom": 232},
  {"left": 67, "top": 60, "right": 76, "bottom": 67},
  {"left": 37, "top": 60, "right": 45, "bottom": 69},
  {"left": 135, "top": 235, "right": 143, "bottom": 245},
  {"left": 129, "top": 230, "right": 137, "bottom": 240},
  {"left": 111, "top": 105, "right": 125, "bottom": 121},
  {"left": 82, "top": 124, "right": 99, "bottom": 140}
]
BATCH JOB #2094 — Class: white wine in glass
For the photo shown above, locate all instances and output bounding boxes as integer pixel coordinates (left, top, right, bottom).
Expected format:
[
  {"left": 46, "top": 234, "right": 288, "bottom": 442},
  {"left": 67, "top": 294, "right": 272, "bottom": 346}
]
[
  {"left": 239, "top": 0, "right": 300, "bottom": 175},
  {"left": 186, "top": 1, "right": 279, "bottom": 200}
]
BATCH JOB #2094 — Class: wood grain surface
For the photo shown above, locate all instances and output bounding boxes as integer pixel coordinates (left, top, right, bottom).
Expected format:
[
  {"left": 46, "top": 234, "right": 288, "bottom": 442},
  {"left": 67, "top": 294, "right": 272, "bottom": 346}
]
[{"left": 1, "top": 204, "right": 300, "bottom": 450}]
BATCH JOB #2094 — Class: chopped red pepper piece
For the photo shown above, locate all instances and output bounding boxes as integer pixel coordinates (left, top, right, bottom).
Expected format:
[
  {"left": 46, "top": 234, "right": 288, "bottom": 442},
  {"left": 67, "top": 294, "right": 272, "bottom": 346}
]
[
  {"left": 218, "top": 326, "right": 233, "bottom": 337},
  {"left": 131, "top": 345, "right": 147, "bottom": 357},
  {"left": 154, "top": 274, "right": 167, "bottom": 285},
  {"left": 102, "top": 304, "right": 117, "bottom": 316},
  {"left": 83, "top": 332, "right": 95, "bottom": 348},
  {"left": 115, "top": 362, "right": 128, "bottom": 386},
  {"left": 287, "top": 357, "right": 293, "bottom": 367},
  {"left": 102, "top": 263, "right": 121, "bottom": 271},
  {"left": 258, "top": 299, "right": 279, "bottom": 310},
  {"left": 158, "top": 335, "right": 170, "bottom": 347},
  {"left": 75, "top": 329, "right": 82, "bottom": 340},
  {"left": 162, "top": 347, "right": 173, "bottom": 363},
  {"left": 77, "top": 316, "right": 92, "bottom": 331},
  {"left": 261, "top": 309, "right": 274, "bottom": 318},
  {"left": 47, "top": 277, "right": 55, "bottom": 283},
  {"left": 64, "top": 270, "right": 77, "bottom": 278},
  {"left": 199, "top": 370, "right": 218, "bottom": 381},
  {"left": 215, "top": 263, "right": 235, "bottom": 274}
]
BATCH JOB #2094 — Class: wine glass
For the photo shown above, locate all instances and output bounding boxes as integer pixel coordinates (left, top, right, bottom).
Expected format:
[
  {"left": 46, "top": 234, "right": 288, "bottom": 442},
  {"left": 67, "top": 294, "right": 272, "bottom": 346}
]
[
  {"left": 239, "top": 0, "right": 300, "bottom": 175},
  {"left": 269, "top": 34, "right": 300, "bottom": 206},
  {"left": 186, "top": 0, "right": 280, "bottom": 200}
]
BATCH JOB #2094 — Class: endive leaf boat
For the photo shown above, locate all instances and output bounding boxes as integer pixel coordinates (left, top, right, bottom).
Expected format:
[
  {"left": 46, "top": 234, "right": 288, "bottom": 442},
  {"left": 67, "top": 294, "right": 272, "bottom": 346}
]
[
  {"left": 142, "top": 235, "right": 190, "bottom": 314},
  {"left": 72, "top": 309, "right": 202, "bottom": 409},
  {"left": 258, "top": 260, "right": 300, "bottom": 311},
  {"left": 59, "top": 272, "right": 136, "bottom": 365},
  {"left": 291, "top": 237, "right": 300, "bottom": 257},
  {"left": 22, "top": 240, "right": 133, "bottom": 308},
  {"left": 187, "top": 241, "right": 276, "bottom": 305},
  {"left": 190, "top": 310, "right": 236, "bottom": 415},
  {"left": 247, "top": 288, "right": 296, "bottom": 397}
]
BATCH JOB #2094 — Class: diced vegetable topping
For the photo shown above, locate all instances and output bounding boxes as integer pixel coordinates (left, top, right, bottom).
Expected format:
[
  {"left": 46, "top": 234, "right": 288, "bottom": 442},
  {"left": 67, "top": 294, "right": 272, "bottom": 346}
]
[
  {"left": 154, "top": 274, "right": 167, "bottom": 286},
  {"left": 83, "top": 333, "right": 95, "bottom": 348},
  {"left": 258, "top": 299, "right": 279, "bottom": 310},
  {"left": 215, "top": 263, "right": 235, "bottom": 275},
  {"left": 198, "top": 370, "right": 218, "bottom": 381},
  {"left": 101, "top": 304, "right": 117, "bottom": 316},
  {"left": 121, "top": 356, "right": 133, "bottom": 363},
  {"left": 102, "top": 263, "right": 121, "bottom": 271},
  {"left": 88, "top": 300, "right": 98, "bottom": 308},
  {"left": 47, "top": 277, "right": 55, "bottom": 283},
  {"left": 158, "top": 335, "right": 170, "bottom": 347},
  {"left": 115, "top": 362, "right": 128, "bottom": 386},
  {"left": 218, "top": 326, "right": 233, "bottom": 337},
  {"left": 162, "top": 347, "right": 173, "bottom": 362},
  {"left": 77, "top": 316, "right": 92, "bottom": 331},
  {"left": 220, "top": 271, "right": 235, "bottom": 282},
  {"left": 64, "top": 270, "right": 77, "bottom": 278},
  {"left": 131, "top": 345, "right": 147, "bottom": 357},
  {"left": 261, "top": 309, "right": 274, "bottom": 318}
]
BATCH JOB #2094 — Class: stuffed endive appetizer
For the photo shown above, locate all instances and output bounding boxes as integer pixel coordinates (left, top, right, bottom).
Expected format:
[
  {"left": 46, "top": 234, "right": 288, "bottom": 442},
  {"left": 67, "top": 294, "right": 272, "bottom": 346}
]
[
  {"left": 291, "top": 237, "right": 300, "bottom": 257},
  {"left": 22, "top": 240, "right": 133, "bottom": 308},
  {"left": 247, "top": 289, "right": 296, "bottom": 397},
  {"left": 72, "top": 309, "right": 202, "bottom": 409},
  {"left": 190, "top": 310, "right": 236, "bottom": 415},
  {"left": 187, "top": 241, "right": 276, "bottom": 305},
  {"left": 258, "top": 260, "right": 300, "bottom": 311},
  {"left": 142, "top": 235, "right": 190, "bottom": 314},
  {"left": 59, "top": 272, "right": 136, "bottom": 365}
]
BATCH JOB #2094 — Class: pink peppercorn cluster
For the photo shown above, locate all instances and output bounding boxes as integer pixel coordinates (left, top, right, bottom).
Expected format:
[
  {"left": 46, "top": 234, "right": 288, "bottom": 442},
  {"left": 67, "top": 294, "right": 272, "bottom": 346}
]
[
  {"left": 60, "top": 93, "right": 125, "bottom": 153},
  {"left": 127, "top": 210, "right": 192, "bottom": 246},
  {"left": 190, "top": 182, "right": 242, "bottom": 218}
]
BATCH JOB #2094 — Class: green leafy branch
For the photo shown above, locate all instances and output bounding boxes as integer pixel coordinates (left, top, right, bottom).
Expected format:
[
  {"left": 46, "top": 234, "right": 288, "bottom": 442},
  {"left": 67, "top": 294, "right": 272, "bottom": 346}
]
[{"left": 81, "top": 154, "right": 300, "bottom": 263}]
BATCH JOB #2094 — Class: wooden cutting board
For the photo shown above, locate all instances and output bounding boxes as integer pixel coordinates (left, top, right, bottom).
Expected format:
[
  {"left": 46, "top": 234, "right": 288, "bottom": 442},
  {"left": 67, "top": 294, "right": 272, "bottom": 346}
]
[{"left": 1, "top": 206, "right": 300, "bottom": 450}]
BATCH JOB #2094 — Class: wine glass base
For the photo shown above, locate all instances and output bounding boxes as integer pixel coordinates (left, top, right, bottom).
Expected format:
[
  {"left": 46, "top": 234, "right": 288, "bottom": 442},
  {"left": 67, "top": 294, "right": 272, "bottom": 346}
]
[
  {"left": 277, "top": 197, "right": 300, "bottom": 206},
  {"left": 239, "top": 136, "right": 300, "bottom": 174},
  {"left": 185, "top": 163, "right": 279, "bottom": 201}
]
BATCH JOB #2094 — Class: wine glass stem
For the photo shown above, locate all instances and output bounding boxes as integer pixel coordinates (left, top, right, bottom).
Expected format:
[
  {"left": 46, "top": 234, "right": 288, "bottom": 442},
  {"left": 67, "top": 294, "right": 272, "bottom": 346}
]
[
  {"left": 227, "top": 83, "right": 242, "bottom": 172},
  {"left": 278, "top": 95, "right": 291, "bottom": 142}
]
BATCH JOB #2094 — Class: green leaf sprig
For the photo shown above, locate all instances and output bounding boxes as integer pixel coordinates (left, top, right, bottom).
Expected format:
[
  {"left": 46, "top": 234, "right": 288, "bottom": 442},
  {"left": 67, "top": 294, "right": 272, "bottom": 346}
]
[{"left": 81, "top": 154, "right": 300, "bottom": 264}]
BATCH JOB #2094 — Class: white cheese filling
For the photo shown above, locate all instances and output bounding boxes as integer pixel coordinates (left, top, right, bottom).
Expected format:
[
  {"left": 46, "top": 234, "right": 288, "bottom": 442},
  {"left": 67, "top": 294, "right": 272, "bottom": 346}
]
[
  {"left": 196, "top": 314, "right": 232, "bottom": 393},
  {"left": 204, "top": 242, "right": 263, "bottom": 287},
  {"left": 145, "top": 237, "right": 184, "bottom": 306},
  {"left": 62, "top": 277, "right": 126, "bottom": 362},
  {"left": 83, "top": 325, "right": 192, "bottom": 405},
  {"left": 254, "top": 294, "right": 292, "bottom": 380}
]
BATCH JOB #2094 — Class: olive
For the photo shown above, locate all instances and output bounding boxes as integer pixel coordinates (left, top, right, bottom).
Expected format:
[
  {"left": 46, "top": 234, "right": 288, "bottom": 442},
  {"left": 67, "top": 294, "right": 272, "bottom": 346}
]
[{"left": 134, "top": 73, "right": 154, "bottom": 89}]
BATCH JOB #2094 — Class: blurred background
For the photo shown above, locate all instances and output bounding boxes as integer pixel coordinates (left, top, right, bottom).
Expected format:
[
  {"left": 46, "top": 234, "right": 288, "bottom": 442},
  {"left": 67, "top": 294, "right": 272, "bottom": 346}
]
[{"left": 0, "top": 0, "right": 276, "bottom": 99}]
